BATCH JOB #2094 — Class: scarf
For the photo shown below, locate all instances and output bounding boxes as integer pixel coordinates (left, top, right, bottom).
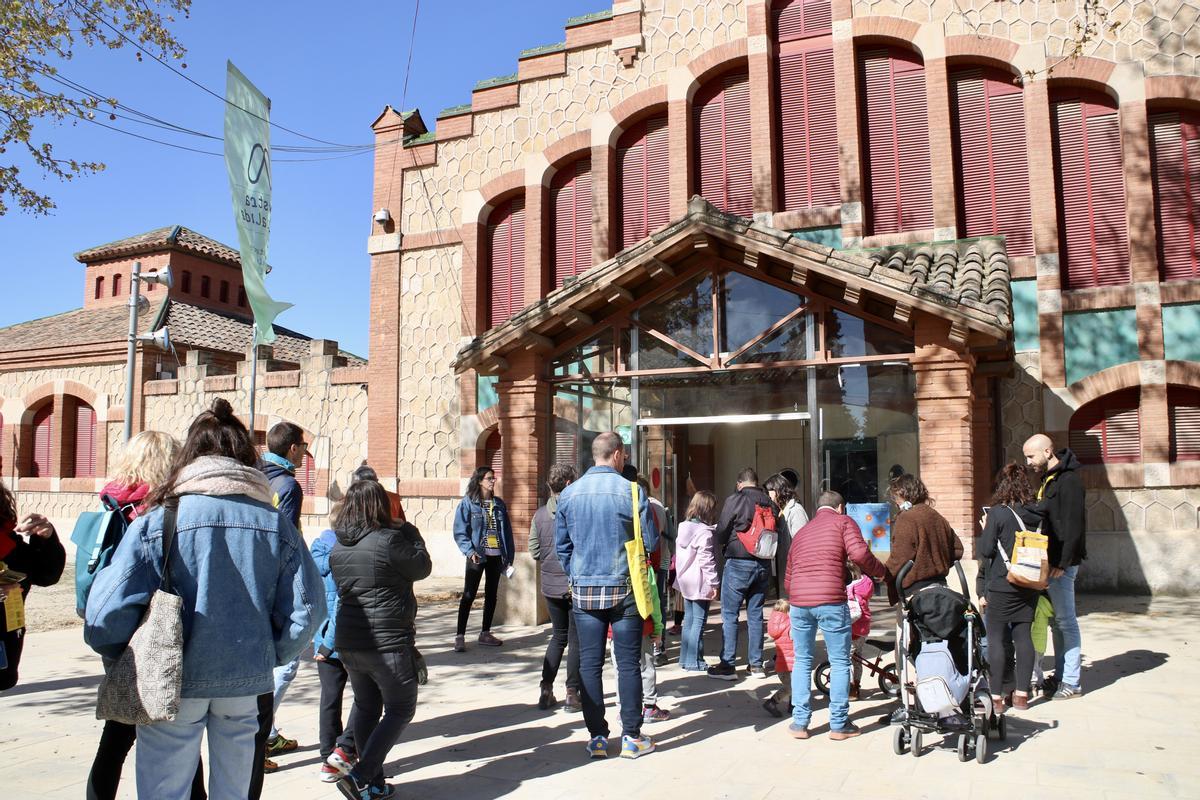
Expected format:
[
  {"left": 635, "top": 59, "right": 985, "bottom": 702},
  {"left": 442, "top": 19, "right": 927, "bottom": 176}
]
[
  {"left": 261, "top": 452, "right": 295, "bottom": 473},
  {"left": 173, "top": 456, "right": 274, "bottom": 505}
]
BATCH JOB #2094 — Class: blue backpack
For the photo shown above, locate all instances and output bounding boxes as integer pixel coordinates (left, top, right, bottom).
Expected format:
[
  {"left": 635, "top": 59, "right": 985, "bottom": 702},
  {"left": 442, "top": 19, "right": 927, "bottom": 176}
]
[{"left": 70, "top": 496, "right": 131, "bottom": 617}]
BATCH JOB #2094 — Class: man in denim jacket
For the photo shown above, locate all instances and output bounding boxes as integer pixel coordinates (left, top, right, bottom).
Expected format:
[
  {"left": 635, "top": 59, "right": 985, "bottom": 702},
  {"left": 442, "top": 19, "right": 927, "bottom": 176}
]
[{"left": 555, "top": 431, "right": 659, "bottom": 760}]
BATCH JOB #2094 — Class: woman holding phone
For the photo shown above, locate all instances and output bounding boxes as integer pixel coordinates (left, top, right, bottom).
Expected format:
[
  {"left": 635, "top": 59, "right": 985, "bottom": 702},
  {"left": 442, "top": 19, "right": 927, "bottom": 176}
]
[{"left": 451, "top": 467, "right": 514, "bottom": 652}]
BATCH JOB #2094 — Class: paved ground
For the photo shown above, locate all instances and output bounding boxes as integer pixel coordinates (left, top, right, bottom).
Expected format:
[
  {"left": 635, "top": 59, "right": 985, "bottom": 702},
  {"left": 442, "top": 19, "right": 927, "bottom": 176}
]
[{"left": 3, "top": 592, "right": 1198, "bottom": 800}]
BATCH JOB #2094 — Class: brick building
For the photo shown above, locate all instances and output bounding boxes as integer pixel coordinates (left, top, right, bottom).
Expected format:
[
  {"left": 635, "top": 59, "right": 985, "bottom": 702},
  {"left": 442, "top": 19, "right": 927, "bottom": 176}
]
[
  {"left": 0, "top": 226, "right": 368, "bottom": 534},
  {"left": 366, "top": 0, "right": 1200, "bottom": 612}
]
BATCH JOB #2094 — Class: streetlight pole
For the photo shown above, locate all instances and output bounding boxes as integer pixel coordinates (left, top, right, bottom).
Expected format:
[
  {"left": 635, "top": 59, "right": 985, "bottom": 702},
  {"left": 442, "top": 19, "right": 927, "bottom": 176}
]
[
  {"left": 248, "top": 323, "right": 259, "bottom": 437},
  {"left": 123, "top": 261, "right": 143, "bottom": 443}
]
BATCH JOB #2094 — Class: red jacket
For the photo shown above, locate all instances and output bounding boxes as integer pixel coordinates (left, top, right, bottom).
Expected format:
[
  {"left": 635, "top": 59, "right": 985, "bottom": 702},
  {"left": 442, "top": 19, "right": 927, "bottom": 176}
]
[
  {"left": 785, "top": 507, "right": 886, "bottom": 608},
  {"left": 767, "top": 608, "right": 794, "bottom": 673}
]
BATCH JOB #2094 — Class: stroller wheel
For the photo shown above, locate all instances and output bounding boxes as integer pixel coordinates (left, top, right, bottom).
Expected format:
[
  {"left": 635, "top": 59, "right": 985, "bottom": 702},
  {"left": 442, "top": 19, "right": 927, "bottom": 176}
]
[
  {"left": 956, "top": 733, "right": 970, "bottom": 762},
  {"left": 813, "top": 661, "right": 831, "bottom": 696},
  {"left": 892, "top": 726, "right": 909, "bottom": 755},
  {"left": 910, "top": 729, "right": 922, "bottom": 758},
  {"left": 998, "top": 713, "right": 1008, "bottom": 741},
  {"left": 877, "top": 662, "right": 900, "bottom": 699},
  {"left": 975, "top": 733, "right": 988, "bottom": 764}
]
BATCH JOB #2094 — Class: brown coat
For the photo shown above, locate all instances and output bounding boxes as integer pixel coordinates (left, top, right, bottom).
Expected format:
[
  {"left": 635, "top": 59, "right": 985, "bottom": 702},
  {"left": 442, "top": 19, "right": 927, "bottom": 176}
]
[{"left": 885, "top": 503, "right": 963, "bottom": 602}]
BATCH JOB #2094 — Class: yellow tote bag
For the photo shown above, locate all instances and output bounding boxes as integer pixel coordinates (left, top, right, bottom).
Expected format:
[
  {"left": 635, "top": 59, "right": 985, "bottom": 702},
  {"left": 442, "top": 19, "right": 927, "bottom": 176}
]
[{"left": 625, "top": 482, "right": 654, "bottom": 619}]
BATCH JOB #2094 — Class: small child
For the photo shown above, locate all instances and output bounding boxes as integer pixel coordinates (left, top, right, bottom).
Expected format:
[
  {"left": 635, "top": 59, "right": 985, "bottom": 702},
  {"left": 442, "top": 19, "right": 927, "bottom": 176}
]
[
  {"left": 1030, "top": 592, "right": 1054, "bottom": 693},
  {"left": 763, "top": 599, "right": 793, "bottom": 718},
  {"left": 846, "top": 562, "right": 874, "bottom": 701}
]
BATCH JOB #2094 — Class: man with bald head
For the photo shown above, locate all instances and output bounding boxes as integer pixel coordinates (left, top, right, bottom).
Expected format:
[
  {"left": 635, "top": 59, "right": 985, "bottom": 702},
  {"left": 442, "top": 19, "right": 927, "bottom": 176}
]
[{"left": 1022, "top": 433, "right": 1086, "bottom": 700}]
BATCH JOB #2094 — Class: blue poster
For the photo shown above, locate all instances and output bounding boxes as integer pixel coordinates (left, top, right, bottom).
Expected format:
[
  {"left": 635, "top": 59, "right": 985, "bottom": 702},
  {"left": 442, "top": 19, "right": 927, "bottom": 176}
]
[{"left": 846, "top": 503, "right": 891, "bottom": 555}]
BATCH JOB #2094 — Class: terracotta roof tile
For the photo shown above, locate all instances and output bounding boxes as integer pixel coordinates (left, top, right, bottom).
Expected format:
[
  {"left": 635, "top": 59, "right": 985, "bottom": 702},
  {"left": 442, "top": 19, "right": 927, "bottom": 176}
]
[
  {"left": 851, "top": 238, "right": 1012, "bottom": 320},
  {"left": 74, "top": 226, "right": 241, "bottom": 266},
  {"left": 0, "top": 302, "right": 158, "bottom": 352}
]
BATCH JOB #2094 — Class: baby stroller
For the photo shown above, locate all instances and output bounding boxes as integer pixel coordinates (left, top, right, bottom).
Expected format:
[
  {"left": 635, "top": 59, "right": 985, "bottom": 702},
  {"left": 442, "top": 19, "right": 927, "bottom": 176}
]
[{"left": 890, "top": 560, "right": 1004, "bottom": 763}]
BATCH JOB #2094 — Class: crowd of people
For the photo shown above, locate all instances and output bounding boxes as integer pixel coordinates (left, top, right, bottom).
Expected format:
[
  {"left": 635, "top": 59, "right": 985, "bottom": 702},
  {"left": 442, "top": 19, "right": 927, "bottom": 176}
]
[{"left": 0, "top": 399, "right": 1090, "bottom": 797}]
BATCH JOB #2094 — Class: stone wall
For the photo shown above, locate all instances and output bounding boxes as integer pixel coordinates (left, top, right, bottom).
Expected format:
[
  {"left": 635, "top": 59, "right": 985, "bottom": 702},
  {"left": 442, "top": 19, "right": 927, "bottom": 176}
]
[
  {"left": 1085, "top": 487, "right": 1200, "bottom": 594},
  {"left": 999, "top": 351, "right": 1045, "bottom": 464}
]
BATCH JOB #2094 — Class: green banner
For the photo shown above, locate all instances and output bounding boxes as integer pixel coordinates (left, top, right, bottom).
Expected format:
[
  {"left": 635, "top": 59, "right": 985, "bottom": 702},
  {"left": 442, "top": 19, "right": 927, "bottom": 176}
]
[{"left": 224, "top": 61, "right": 291, "bottom": 343}]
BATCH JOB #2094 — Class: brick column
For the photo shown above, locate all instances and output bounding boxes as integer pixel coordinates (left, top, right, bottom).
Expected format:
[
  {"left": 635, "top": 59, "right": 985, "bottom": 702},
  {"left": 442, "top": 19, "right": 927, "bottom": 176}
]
[
  {"left": 832, "top": 25, "right": 864, "bottom": 244},
  {"left": 49, "top": 393, "right": 66, "bottom": 478},
  {"left": 668, "top": 97, "right": 691, "bottom": 219},
  {"left": 592, "top": 142, "right": 615, "bottom": 263},
  {"left": 971, "top": 373, "right": 995, "bottom": 531},
  {"left": 912, "top": 316, "right": 977, "bottom": 556},
  {"left": 525, "top": 183, "right": 546, "bottom": 306},
  {"left": 747, "top": 0, "right": 776, "bottom": 214},
  {"left": 367, "top": 250, "right": 402, "bottom": 479},
  {"left": 925, "top": 57, "right": 959, "bottom": 238}
]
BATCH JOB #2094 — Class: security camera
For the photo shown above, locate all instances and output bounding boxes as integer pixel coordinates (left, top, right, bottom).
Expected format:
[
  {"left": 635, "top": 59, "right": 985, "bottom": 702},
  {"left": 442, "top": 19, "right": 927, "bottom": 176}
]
[{"left": 374, "top": 207, "right": 392, "bottom": 224}]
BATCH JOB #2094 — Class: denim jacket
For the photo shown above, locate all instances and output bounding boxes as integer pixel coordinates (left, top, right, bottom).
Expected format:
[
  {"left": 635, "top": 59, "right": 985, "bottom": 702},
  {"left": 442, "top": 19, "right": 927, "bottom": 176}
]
[
  {"left": 84, "top": 493, "right": 326, "bottom": 698},
  {"left": 452, "top": 495, "right": 514, "bottom": 566},
  {"left": 554, "top": 466, "right": 659, "bottom": 588},
  {"left": 311, "top": 529, "right": 340, "bottom": 659}
]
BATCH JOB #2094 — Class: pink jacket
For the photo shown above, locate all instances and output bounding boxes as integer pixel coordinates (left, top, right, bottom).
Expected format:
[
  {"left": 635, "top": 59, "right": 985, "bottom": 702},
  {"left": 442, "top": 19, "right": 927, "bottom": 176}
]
[
  {"left": 767, "top": 608, "right": 794, "bottom": 672},
  {"left": 673, "top": 520, "right": 718, "bottom": 600},
  {"left": 847, "top": 575, "right": 874, "bottom": 639}
]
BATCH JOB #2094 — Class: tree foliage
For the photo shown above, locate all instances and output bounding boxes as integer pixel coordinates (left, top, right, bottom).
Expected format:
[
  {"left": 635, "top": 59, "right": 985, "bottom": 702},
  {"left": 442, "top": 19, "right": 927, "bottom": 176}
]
[{"left": 0, "top": 0, "right": 190, "bottom": 215}]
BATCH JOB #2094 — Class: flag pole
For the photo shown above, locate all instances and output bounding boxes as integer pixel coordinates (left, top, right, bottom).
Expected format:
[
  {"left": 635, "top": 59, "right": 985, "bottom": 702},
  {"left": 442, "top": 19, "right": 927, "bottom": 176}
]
[{"left": 248, "top": 323, "right": 259, "bottom": 437}]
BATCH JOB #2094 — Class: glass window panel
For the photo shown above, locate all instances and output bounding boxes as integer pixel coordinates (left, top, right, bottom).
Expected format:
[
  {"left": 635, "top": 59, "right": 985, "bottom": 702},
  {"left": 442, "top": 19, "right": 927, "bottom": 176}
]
[
  {"left": 636, "top": 329, "right": 709, "bottom": 371},
  {"left": 551, "top": 330, "right": 616, "bottom": 377},
  {"left": 727, "top": 312, "right": 814, "bottom": 365},
  {"left": 551, "top": 381, "right": 632, "bottom": 472},
  {"left": 720, "top": 271, "right": 806, "bottom": 354},
  {"left": 638, "top": 369, "right": 809, "bottom": 419},
  {"left": 637, "top": 273, "right": 714, "bottom": 357},
  {"left": 825, "top": 309, "right": 914, "bottom": 358}
]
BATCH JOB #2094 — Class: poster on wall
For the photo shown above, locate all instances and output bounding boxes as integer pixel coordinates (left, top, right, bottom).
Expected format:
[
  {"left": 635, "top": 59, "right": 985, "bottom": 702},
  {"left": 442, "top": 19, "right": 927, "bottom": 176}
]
[{"left": 846, "top": 503, "right": 891, "bottom": 555}]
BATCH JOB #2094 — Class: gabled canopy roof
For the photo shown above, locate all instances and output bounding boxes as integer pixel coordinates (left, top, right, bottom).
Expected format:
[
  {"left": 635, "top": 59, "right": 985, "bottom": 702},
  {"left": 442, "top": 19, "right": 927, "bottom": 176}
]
[{"left": 453, "top": 197, "right": 1013, "bottom": 375}]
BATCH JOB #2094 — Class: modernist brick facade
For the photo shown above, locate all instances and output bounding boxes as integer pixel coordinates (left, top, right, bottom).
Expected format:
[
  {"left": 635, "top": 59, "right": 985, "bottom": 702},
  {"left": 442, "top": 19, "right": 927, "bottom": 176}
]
[{"left": 367, "top": 0, "right": 1200, "bottom": 602}]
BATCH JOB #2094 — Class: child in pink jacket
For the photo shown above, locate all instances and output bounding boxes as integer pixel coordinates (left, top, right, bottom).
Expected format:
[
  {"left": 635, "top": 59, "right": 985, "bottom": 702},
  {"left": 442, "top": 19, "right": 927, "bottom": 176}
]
[
  {"left": 763, "top": 600, "right": 794, "bottom": 717},
  {"left": 847, "top": 563, "right": 874, "bottom": 700},
  {"left": 673, "top": 491, "right": 719, "bottom": 672}
]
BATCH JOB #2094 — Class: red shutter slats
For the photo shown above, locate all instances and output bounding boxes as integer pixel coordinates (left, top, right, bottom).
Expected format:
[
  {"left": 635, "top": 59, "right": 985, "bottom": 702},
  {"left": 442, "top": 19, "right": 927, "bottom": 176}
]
[
  {"left": 552, "top": 158, "right": 593, "bottom": 289},
  {"left": 300, "top": 452, "right": 317, "bottom": 495},
  {"left": 694, "top": 71, "right": 754, "bottom": 217},
  {"left": 1052, "top": 92, "right": 1130, "bottom": 288},
  {"left": 860, "top": 48, "right": 933, "bottom": 235},
  {"left": 1150, "top": 112, "right": 1200, "bottom": 282},
  {"left": 1069, "top": 389, "right": 1140, "bottom": 465},
  {"left": 774, "top": 0, "right": 832, "bottom": 41},
  {"left": 487, "top": 198, "right": 526, "bottom": 329},
  {"left": 950, "top": 67, "right": 1034, "bottom": 257},
  {"left": 554, "top": 427, "right": 579, "bottom": 467},
  {"left": 485, "top": 430, "right": 503, "bottom": 481},
  {"left": 1170, "top": 388, "right": 1200, "bottom": 461},
  {"left": 617, "top": 114, "right": 670, "bottom": 251},
  {"left": 74, "top": 402, "right": 96, "bottom": 478},
  {"left": 778, "top": 44, "right": 839, "bottom": 211},
  {"left": 32, "top": 404, "right": 52, "bottom": 478}
]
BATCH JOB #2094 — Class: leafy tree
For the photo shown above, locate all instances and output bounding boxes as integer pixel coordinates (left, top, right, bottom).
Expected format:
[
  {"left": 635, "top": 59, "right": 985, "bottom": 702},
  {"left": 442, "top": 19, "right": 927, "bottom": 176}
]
[{"left": 0, "top": 0, "right": 190, "bottom": 215}]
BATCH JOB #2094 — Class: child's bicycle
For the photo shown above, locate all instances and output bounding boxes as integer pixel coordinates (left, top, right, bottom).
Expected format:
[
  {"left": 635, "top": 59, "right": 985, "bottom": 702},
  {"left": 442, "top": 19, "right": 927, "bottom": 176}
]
[{"left": 813, "top": 637, "right": 900, "bottom": 698}]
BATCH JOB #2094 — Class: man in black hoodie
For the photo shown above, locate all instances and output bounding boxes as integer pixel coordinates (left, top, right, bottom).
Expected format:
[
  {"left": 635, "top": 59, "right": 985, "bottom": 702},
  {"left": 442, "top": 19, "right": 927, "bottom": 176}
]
[
  {"left": 1023, "top": 434, "right": 1085, "bottom": 699},
  {"left": 708, "top": 468, "right": 774, "bottom": 681}
]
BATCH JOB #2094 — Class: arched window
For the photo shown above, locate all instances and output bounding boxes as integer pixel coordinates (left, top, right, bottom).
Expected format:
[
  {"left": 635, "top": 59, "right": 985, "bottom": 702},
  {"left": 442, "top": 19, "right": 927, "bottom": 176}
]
[
  {"left": 950, "top": 66, "right": 1033, "bottom": 257},
  {"left": 31, "top": 403, "right": 53, "bottom": 478},
  {"left": 200, "top": 275, "right": 211, "bottom": 298},
  {"left": 1051, "top": 88, "right": 1129, "bottom": 288},
  {"left": 487, "top": 197, "right": 526, "bottom": 329},
  {"left": 94, "top": 276, "right": 105, "bottom": 300},
  {"left": 774, "top": 0, "right": 838, "bottom": 211},
  {"left": 73, "top": 400, "right": 96, "bottom": 478},
  {"left": 485, "top": 429, "right": 503, "bottom": 481},
  {"left": 1149, "top": 109, "right": 1200, "bottom": 282},
  {"left": 694, "top": 69, "right": 753, "bottom": 217},
  {"left": 219, "top": 280, "right": 230, "bottom": 303},
  {"left": 1068, "top": 388, "right": 1140, "bottom": 465},
  {"left": 181, "top": 271, "right": 192, "bottom": 294},
  {"left": 859, "top": 47, "right": 933, "bottom": 235},
  {"left": 1169, "top": 386, "right": 1200, "bottom": 462},
  {"left": 552, "top": 158, "right": 593, "bottom": 290},
  {"left": 112, "top": 273, "right": 122, "bottom": 297},
  {"left": 617, "top": 113, "right": 670, "bottom": 250}
]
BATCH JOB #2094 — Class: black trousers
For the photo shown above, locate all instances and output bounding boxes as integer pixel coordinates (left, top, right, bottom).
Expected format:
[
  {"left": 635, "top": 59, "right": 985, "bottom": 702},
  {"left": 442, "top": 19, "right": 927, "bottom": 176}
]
[
  {"left": 86, "top": 720, "right": 206, "bottom": 800},
  {"left": 247, "top": 691, "right": 273, "bottom": 800},
  {"left": 985, "top": 612, "right": 1035, "bottom": 695},
  {"left": 317, "top": 657, "right": 358, "bottom": 758},
  {"left": 457, "top": 555, "right": 502, "bottom": 636},
  {"left": 341, "top": 648, "right": 419, "bottom": 787},
  {"left": 542, "top": 594, "right": 581, "bottom": 690}
]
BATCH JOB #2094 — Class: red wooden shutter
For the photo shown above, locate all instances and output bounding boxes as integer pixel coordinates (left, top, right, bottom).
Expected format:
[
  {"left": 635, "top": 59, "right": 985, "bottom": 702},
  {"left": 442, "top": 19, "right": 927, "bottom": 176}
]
[
  {"left": 95, "top": 276, "right": 105, "bottom": 300},
  {"left": 778, "top": 43, "right": 839, "bottom": 210},
  {"left": 554, "top": 426, "right": 579, "bottom": 467},
  {"left": 1069, "top": 389, "right": 1140, "bottom": 464},
  {"left": 618, "top": 114, "right": 670, "bottom": 250},
  {"left": 112, "top": 273, "right": 122, "bottom": 297},
  {"left": 1150, "top": 111, "right": 1200, "bottom": 282},
  {"left": 74, "top": 402, "right": 96, "bottom": 478},
  {"left": 487, "top": 197, "right": 526, "bottom": 328},
  {"left": 485, "top": 430, "right": 503, "bottom": 481},
  {"left": 300, "top": 452, "right": 318, "bottom": 495},
  {"left": 1170, "top": 387, "right": 1200, "bottom": 461},
  {"left": 552, "top": 158, "right": 593, "bottom": 289},
  {"left": 774, "top": 0, "right": 832, "bottom": 40},
  {"left": 1052, "top": 91, "right": 1130, "bottom": 288},
  {"left": 32, "top": 403, "right": 52, "bottom": 478},
  {"left": 860, "top": 48, "right": 933, "bottom": 235},
  {"left": 950, "top": 67, "right": 1033, "bottom": 257},
  {"left": 694, "top": 71, "right": 754, "bottom": 217}
]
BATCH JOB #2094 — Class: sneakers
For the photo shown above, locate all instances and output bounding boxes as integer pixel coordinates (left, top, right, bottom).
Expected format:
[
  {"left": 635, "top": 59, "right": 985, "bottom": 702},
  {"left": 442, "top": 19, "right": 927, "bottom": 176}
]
[
  {"left": 369, "top": 784, "right": 396, "bottom": 798},
  {"left": 788, "top": 723, "right": 810, "bottom": 739},
  {"left": 762, "top": 697, "right": 783, "bottom": 718},
  {"left": 707, "top": 662, "right": 737, "bottom": 681},
  {"left": 453, "top": 635, "right": 466, "bottom": 652},
  {"left": 830, "top": 722, "right": 862, "bottom": 741},
  {"left": 620, "top": 734, "right": 655, "bottom": 759},
  {"left": 1052, "top": 683, "right": 1082, "bottom": 700},
  {"left": 586, "top": 735, "right": 609, "bottom": 759},
  {"left": 322, "top": 746, "right": 356, "bottom": 782},
  {"left": 564, "top": 687, "right": 582, "bottom": 713},
  {"left": 1041, "top": 676, "right": 1060, "bottom": 698},
  {"left": 652, "top": 650, "right": 669, "bottom": 668},
  {"left": 320, "top": 763, "right": 345, "bottom": 783},
  {"left": 265, "top": 733, "right": 298, "bottom": 756},
  {"left": 537, "top": 681, "right": 557, "bottom": 710},
  {"left": 642, "top": 704, "right": 671, "bottom": 723},
  {"left": 748, "top": 664, "right": 768, "bottom": 680},
  {"left": 336, "top": 774, "right": 371, "bottom": 800},
  {"left": 478, "top": 630, "right": 503, "bottom": 647},
  {"left": 262, "top": 757, "right": 279, "bottom": 774}
]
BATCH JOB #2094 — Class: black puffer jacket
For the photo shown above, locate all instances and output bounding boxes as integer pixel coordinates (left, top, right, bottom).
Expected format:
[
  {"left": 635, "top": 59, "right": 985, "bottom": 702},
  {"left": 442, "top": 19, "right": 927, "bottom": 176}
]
[{"left": 330, "top": 522, "right": 432, "bottom": 653}]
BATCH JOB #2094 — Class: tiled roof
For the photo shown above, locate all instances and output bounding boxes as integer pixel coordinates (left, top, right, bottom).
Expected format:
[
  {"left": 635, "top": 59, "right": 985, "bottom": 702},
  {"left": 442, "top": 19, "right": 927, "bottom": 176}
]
[
  {"left": 163, "top": 302, "right": 366, "bottom": 365},
  {"left": 0, "top": 302, "right": 158, "bottom": 352},
  {"left": 74, "top": 225, "right": 242, "bottom": 266}
]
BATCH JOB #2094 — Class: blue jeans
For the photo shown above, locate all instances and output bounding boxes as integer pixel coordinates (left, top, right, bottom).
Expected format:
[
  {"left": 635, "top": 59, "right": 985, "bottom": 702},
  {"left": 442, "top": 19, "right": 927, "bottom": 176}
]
[
  {"left": 720, "top": 559, "right": 768, "bottom": 668},
  {"left": 573, "top": 592, "right": 644, "bottom": 739},
  {"left": 136, "top": 695, "right": 259, "bottom": 800},
  {"left": 789, "top": 603, "right": 852, "bottom": 731},
  {"left": 1047, "top": 565, "right": 1082, "bottom": 688},
  {"left": 680, "top": 599, "right": 710, "bottom": 671},
  {"left": 269, "top": 656, "right": 300, "bottom": 738}
]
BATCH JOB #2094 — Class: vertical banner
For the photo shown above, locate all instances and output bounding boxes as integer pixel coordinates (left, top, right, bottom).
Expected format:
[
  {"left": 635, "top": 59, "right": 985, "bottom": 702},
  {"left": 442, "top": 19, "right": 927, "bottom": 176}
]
[{"left": 224, "top": 61, "right": 291, "bottom": 343}]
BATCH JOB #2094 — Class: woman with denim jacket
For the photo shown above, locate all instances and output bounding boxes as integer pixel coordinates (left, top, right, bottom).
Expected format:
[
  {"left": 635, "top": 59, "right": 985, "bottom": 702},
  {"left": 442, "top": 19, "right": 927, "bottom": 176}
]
[
  {"left": 85, "top": 399, "right": 325, "bottom": 800},
  {"left": 451, "top": 467, "right": 514, "bottom": 652}
]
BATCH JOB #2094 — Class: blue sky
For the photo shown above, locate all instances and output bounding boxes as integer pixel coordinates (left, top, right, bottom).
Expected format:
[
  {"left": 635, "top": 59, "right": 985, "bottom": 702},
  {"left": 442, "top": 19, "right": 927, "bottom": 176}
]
[{"left": 0, "top": 0, "right": 606, "bottom": 357}]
